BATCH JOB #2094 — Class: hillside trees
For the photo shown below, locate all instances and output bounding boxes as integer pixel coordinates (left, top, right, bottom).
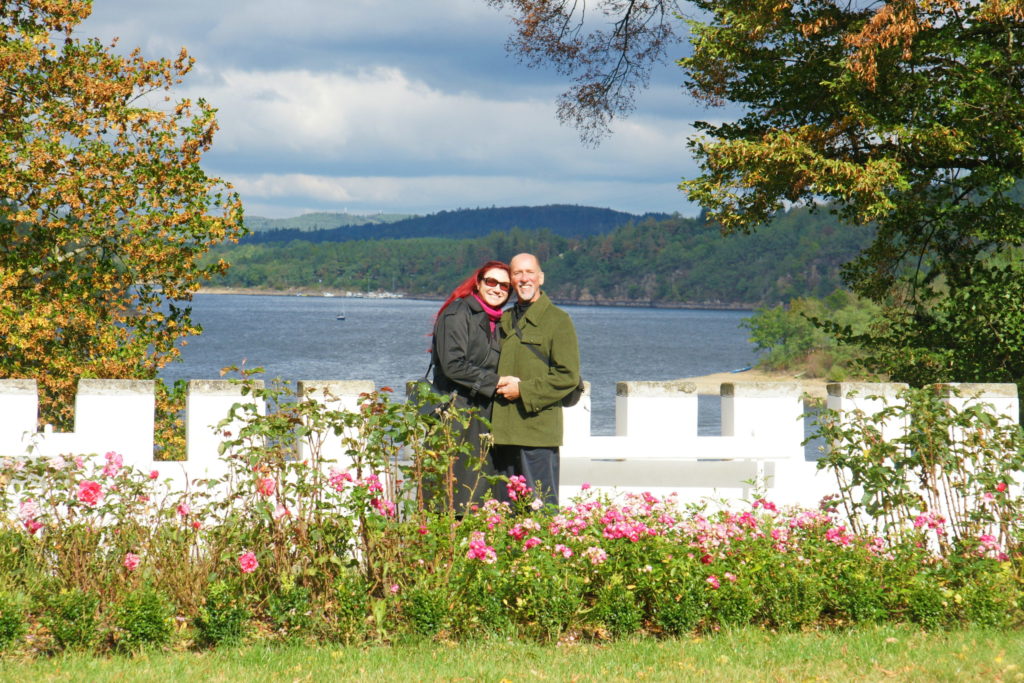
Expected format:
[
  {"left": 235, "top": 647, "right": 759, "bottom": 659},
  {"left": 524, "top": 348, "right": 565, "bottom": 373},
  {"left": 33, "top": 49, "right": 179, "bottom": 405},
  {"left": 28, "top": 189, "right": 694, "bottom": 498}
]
[{"left": 1, "top": 2, "right": 244, "bottom": 425}]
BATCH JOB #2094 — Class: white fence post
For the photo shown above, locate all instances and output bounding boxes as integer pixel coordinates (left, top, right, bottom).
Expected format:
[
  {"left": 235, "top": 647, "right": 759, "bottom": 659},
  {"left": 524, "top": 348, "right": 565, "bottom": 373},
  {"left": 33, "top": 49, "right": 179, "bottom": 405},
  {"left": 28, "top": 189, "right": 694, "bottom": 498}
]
[
  {"left": 74, "top": 379, "right": 155, "bottom": 469},
  {"left": 721, "top": 381, "right": 813, "bottom": 500},
  {"left": 826, "top": 382, "right": 909, "bottom": 444},
  {"left": 0, "top": 379, "right": 38, "bottom": 456},
  {"left": 183, "top": 379, "right": 264, "bottom": 482},
  {"left": 562, "top": 381, "right": 591, "bottom": 445},
  {"left": 297, "top": 380, "right": 375, "bottom": 468},
  {"left": 936, "top": 383, "right": 1019, "bottom": 424},
  {"left": 616, "top": 380, "right": 697, "bottom": 438}
]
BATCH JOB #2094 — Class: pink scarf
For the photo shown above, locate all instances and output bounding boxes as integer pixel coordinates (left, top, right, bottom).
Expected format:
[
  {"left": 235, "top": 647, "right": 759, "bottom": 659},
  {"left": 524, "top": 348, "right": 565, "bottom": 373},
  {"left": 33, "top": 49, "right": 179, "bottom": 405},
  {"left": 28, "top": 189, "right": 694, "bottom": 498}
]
[{"left": 472, "top": 293, "right": 503, "bottom": 334}]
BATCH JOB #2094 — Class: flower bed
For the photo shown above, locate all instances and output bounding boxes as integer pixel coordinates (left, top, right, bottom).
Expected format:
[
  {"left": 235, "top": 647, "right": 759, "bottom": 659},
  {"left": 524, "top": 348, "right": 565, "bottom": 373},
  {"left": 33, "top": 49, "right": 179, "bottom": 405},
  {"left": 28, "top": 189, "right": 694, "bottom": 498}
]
[{"left": 0, "top": 382, "right": 1021, "bottom": 655}]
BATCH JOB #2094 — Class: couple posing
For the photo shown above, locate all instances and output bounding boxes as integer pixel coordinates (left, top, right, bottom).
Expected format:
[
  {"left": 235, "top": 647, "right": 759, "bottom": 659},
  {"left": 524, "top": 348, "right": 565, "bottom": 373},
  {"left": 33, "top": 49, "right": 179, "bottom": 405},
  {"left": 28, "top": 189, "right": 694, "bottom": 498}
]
[{"left": 429, "top": 253, "right": 580, "bottom": 512}]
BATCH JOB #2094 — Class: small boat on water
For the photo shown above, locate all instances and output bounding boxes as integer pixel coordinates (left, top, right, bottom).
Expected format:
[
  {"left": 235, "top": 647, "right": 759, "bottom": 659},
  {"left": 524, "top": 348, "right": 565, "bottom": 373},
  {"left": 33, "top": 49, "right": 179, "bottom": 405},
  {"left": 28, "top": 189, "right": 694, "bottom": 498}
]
[{"left": 336, "top": 311, "right": 346, "bottom": 321}]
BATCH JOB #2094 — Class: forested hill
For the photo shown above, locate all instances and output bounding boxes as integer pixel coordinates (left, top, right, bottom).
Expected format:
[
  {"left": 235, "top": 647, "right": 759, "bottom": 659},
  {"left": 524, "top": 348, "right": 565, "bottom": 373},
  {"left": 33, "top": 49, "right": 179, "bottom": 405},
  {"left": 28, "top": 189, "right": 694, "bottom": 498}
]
[
  {"left": 244, "top": 212, "right": 414, "bottom": 233},
  {"left": 208, "top": 205, "right": 874, "bottom": 307},
  {"left": 241, "top": 205, "right": 670, "bottom": 244}
]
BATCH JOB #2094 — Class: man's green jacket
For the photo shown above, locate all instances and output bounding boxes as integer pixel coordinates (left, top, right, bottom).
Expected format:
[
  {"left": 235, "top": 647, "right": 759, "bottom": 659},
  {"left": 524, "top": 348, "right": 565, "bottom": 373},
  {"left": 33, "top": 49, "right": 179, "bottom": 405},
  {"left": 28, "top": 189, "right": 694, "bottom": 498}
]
[{"left": 491, "top": 292, "right": 580, "bottom": 448}]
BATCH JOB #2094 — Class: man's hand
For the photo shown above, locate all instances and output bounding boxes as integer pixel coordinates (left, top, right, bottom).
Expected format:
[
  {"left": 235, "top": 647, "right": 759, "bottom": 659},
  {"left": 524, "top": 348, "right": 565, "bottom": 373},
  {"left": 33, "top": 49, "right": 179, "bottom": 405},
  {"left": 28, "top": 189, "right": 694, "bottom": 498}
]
[{"left": 497, "top": 376, "right": 521, "bottom": 400}]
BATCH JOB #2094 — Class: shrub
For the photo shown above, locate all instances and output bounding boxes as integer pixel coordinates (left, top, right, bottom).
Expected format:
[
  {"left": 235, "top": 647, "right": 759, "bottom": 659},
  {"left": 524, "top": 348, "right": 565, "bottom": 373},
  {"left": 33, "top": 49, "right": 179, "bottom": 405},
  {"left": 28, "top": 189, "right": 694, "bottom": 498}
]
[
  {"left": 707, "top": 573, "right": 759, "bottom": 630},
  {"left": 0, "top": 590, "right": 27, "bottom": 652},
  {"left": 195, "top": 580, "right": 250, "bottom": 648},
  {"left": 402, "top": 583, "right": 449, "bottom": 637},
  {"left": 902, "top": 573, "right": 952, "bottom": 630},
  {"left": 591, "top": 580, "right": 643, "bottom": 638},
  {"left": 112, "top": 586, "right": 175, "bottom": 652},
  {"left": 327, "top": 572, "right": 370, "bottom": 644},
  {"left": 455, "top": 575, "right": 513, "bottom": 638},
  {"left": 824, "top": 564, "right": 889, "bottom": 625},
  {"left": 756, "top": 562, "right": 823, "bottom": 630},
  {"left": 42, "top": 588, "right": 100, "bottom": 652},
  {"left": 267, "top": 580, "right": 314, "bottom": 639},
  {"left": 959, "top": 561, "right": 1020, "bottom": 628}
]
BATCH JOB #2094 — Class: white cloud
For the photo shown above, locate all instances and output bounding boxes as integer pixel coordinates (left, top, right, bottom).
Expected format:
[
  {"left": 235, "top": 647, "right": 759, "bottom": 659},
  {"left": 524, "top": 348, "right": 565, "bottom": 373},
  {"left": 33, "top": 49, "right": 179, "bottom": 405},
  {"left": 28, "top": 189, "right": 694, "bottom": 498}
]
[
  {"left": 79, "top": 1, "right": 705, "bottom": 218},
  {"left": 228, "top": 172, "right": 695, "bottom": 218}
]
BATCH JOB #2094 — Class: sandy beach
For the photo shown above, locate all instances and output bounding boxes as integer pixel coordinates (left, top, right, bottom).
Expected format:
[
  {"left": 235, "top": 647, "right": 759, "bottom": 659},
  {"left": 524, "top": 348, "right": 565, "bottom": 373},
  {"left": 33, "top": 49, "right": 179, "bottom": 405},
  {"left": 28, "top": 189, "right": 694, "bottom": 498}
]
[{"left": 677, "top": 368, "right": 830, "bottom": 401}]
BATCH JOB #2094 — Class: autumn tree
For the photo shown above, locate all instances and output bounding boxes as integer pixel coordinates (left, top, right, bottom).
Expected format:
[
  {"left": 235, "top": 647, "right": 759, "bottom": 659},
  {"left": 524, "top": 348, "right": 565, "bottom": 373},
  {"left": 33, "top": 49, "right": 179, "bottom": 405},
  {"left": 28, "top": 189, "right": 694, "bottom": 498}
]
[
  {"left": 1, "top": 1, "right": 244, "bottom": 427},
  {"left": 678, "top": 0, "right": 1024, "bottom": 386},
  {"left": 492, "top": 0, "right": 1024, "bottom": 388}
]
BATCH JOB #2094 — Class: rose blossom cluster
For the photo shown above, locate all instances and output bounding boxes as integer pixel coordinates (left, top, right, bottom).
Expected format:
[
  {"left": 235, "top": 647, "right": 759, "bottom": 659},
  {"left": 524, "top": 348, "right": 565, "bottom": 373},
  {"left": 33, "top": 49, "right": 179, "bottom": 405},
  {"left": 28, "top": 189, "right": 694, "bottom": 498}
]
[
  {"left": 102, "top": 451, "right": 124, "bottom": 478},
  {"left": 506, "top": 475, "right": 532, "bottom": 502},
  {"left": 18, "top": 498, "right": 43, "bottom": 534},
  {"left": 466, "top": 531, "right": 497, "bottom": 564}
]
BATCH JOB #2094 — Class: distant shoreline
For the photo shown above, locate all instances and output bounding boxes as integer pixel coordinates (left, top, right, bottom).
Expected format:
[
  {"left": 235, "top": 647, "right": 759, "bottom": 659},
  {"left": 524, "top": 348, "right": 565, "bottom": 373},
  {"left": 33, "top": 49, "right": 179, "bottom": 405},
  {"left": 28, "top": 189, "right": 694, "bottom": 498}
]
[{"left": 197, "top": 287, "right": 757, "bottom": 312}]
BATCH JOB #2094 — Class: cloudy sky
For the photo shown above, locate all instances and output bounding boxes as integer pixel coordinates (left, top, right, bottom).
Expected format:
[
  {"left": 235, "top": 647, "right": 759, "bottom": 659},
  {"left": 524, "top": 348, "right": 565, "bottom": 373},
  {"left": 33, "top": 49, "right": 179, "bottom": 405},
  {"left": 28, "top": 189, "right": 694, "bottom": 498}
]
[{"left": 79, "top": 1, "right": 715, "bottom": 219}]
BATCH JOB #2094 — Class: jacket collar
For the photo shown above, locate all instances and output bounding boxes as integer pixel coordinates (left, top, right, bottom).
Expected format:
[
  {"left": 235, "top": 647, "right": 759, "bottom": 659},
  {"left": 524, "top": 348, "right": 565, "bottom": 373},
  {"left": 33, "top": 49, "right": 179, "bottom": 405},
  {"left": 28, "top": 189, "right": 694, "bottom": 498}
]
[{"left": 515, "top": 291, "right": 550, "bottom": 328}]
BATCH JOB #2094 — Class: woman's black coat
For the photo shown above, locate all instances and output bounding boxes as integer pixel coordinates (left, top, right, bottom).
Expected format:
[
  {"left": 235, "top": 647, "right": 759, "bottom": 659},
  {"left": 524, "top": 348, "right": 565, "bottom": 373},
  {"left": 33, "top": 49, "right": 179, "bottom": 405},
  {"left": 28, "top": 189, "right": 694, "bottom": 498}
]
[
  {"left": 430, "top": 295, "right": 501, "bottom": 418},
  {"left": 429, "top": 295, "right": 501, "bottom": 510}
]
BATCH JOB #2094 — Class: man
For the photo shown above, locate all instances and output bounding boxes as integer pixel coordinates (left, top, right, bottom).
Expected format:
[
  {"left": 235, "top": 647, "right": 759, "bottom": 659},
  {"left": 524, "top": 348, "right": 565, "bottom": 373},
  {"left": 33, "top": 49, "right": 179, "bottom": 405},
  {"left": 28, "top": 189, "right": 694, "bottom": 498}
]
[{"left": 493, "top": 253, "right": 581, "bottom": 507}]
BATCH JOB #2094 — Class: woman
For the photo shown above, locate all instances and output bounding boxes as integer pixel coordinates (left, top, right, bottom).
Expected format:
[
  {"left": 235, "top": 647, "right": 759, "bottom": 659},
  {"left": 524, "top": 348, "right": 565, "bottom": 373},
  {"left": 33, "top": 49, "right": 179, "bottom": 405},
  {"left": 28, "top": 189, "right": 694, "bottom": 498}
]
[{"left": 428, "top": 260, "right": 512, "bottom": 512}]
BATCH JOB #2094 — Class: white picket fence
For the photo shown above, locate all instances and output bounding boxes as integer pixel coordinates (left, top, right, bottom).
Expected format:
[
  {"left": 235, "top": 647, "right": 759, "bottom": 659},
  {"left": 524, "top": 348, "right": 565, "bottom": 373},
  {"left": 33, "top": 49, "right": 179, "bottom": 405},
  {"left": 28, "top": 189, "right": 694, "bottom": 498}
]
[{"left": 0, "top": 378, "right": 1018, "bottom": 508}]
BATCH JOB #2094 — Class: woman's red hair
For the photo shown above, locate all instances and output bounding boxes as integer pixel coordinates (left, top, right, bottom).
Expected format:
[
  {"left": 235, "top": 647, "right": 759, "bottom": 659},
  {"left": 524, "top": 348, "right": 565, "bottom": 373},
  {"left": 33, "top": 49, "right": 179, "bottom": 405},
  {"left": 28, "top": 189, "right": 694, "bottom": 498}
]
[{"left": 436, "top": 260, "right": 510, "bottom": 318}]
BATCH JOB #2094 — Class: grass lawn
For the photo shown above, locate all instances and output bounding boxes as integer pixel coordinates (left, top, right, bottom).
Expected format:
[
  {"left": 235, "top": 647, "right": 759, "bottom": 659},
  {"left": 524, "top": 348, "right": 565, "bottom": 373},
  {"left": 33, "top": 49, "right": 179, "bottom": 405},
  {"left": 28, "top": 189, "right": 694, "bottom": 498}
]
[{"left": 2, "top": 626, "right": 1021, "bottom": 682}]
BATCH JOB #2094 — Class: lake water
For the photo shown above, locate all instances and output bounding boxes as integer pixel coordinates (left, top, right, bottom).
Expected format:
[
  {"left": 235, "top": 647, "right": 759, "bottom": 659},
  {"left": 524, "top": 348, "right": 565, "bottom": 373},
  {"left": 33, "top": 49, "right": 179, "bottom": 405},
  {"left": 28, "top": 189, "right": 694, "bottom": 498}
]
[{"left": 159, "top": 294, "right": 760, "bottom": 436}]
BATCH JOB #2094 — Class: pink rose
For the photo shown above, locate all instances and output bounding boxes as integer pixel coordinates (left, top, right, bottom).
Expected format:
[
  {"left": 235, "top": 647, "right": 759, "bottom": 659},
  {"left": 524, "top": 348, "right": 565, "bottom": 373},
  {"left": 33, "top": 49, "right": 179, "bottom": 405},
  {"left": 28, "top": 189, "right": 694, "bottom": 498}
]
[
  {"left": 123, "top": 552, "right": 141, "bottom": 571},
  {"left": 706, "top": 575, "right": 720, "bottom": 589},
  {"left": 103, "top": 451, "right": 123, "bottom": 477},
  {"left": 18, "top": 498, "right": 39, "bottom": 522},
  {"left": 273, "top": 503, "right": 290, "bottom": 520},
  {"left": 24, "top": 518, "right": 43, "bottom": 534},
  {"left": 77, "top": 480, "right": 103, "bottom": 507},
  {"left": 256, "top": 477, "right": 276, "bottom": 497},
  {"left": 191, "top": 520, "right": 202, "bottom": 530},
  {"left": 997, "top": 482, "right": 1008, "bottom": 493},
  {"left": 238, "top": 551, "right": 259, "bottom": 574},
  {"left": 177, "top": 502, "right": 191, "bottom": 517},
  {"left": 149, "top": 470, "right": 159, "bottom": 479}
]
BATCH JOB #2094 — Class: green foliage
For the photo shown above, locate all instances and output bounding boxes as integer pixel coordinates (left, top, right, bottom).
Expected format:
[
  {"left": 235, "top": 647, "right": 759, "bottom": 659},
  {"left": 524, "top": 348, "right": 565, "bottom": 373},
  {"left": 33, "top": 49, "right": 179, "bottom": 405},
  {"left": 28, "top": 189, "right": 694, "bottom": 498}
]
[
  {"left": 328, "top": 572, "right": 370, "bottom": 644},
  {"left": 844, "top": 260, "right": 1024, "bottom": 392},
  {"left": 591, "top": 579, "right": 643, "bottom": 637},
  {"left": 267, "top": 580, "right": 314, "bottom": 639},
  {"left": 821, "top": 551, "right": 889, "bottom": 625},
  {"left": 901, "top": 573, "right": 952, "bottom": 630},
  {"left": 112, "top": 586, "right": 174, "bottom": 652},
  {"left": 756, "top": 563, "right": 823, "bottom": 631},
  {"left": 679, "top": 0, "right": 1024, "bottom": 396},
  {"left": 194, "top": 580, "right": 250, "bottom": 648},
  {"left": 402, "top": 583, "right": 450, "bottom": 637},
  {"left": 742, "top": 289, "right": 879, "bottom": 377},
  {"left": 644, "top": 565, "right": 707, "bottom": 636},
  {"left": 42, "top": 588, "right": 100, "bottom": 652},
  {"left": 0, "top": 590, "right": 27, "bottom": 652}
]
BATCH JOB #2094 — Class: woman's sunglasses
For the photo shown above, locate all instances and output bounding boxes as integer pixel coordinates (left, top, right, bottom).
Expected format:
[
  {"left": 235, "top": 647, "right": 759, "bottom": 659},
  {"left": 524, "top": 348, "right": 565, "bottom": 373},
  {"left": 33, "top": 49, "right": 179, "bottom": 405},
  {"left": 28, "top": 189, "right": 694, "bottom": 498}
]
[{"left": 481, "top": 276, "right": 511, "bottom": 292}]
